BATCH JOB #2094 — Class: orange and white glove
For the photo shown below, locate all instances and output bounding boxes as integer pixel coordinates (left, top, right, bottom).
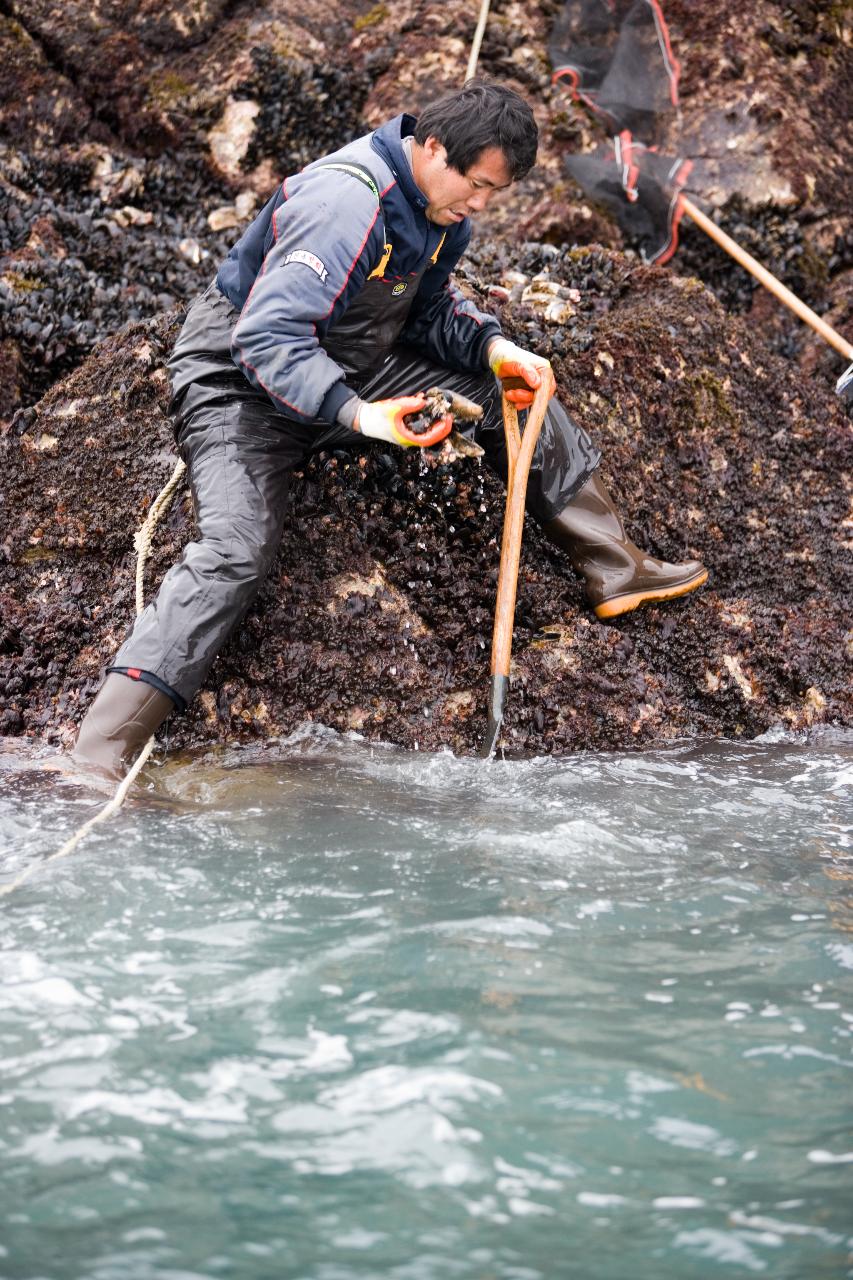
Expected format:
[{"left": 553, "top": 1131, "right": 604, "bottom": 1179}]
[
  {"left": 487, "top": 337, "right": 556, "bottom": 408},
  {"left": 355, "top": 395, "right": 453, "bottom": 448}
]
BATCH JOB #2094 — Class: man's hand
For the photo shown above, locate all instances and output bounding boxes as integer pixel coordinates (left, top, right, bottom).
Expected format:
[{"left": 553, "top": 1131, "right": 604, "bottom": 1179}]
[
  {"left": 355, "top": 395, "right": 453, "bottom": 448},
  {"left": 488, "top": 337, "right": 556, "bottom": 408}
]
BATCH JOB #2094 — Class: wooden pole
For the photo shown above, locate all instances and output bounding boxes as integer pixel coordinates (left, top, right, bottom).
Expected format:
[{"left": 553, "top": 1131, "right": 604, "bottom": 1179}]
[
  {"left": 466, "top": 0, "right": 492, "bottom": 82},
  {"left": 481, "top": 380, "right": 551, "bottom": 757},
  {"left": 681, "top": 196, "right": 853, "bottom": 362}
]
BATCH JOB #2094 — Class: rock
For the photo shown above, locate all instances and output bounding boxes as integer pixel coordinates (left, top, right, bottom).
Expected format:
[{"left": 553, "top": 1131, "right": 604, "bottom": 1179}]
[
  {"left": 0, "top": 14, "right": 91, "bottom": 145},
  {"left": 113, "top": 206, "right": 154, "bottom": 228},
  {"left": 178, "top": 238, "right": 204, "bottom": 264},
  {"left": 208, "top": 98, "right": 261, "bottom": 181},
  {"left": 0, "top": 0, "right": 849, "bottom": 755},
  {"left": 207, "top": 206, "right": 241, "bottom": 232},
  {"left": 0, "top": 338, "right": 23, "bottom": 415},
  {"left": 521, "top": 277, "right": 576, "bottom": 324},
  {"left": 1, "top": 0, "right": 848, "bottom": 425},
  {"left": 235, "top": 191, "right": 257, "bottom": 220},
  {"left": 93, "top": 151, "right": 146, "bottom": 201},
  {"left": 206, "top": 193, "right": 258, "bottom": 232},
  {"left": 1, "top": 253, "right": 850, "bottom": 757}
]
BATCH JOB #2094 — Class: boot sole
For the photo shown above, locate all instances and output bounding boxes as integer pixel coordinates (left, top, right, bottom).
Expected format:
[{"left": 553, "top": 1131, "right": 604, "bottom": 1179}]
[{"left": 594, "top": 569, "right": 709, "bottom": 620}]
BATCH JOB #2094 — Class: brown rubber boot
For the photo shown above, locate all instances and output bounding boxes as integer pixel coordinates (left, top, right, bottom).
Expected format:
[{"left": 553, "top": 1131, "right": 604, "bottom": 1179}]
[
  {"left": 544, "top": 473, "right": 708, "bottom": 620},
  {"left": 70, "top": 673, "right": 174, "bottom": 780}
]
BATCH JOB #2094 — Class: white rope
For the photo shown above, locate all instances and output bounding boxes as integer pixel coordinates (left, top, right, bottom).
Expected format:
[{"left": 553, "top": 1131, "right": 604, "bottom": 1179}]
[
  {"left": 135, "top": 458, "right": 187, "bottom": 615},
  {"left": 7, "top": 0, "right": 493, "bottom": 897},
  {"left": 1, "top": 738, "right": 155, "bottom": 897},
  {"left": 466, "top": 0, "right": 492, "bottom": 81},
  {"left": 2, "top": 457, "right": 187, "bottom": 897}
]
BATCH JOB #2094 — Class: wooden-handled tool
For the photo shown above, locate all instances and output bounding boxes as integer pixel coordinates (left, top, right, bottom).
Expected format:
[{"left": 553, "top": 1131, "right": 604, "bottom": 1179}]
[
  {"left": 481, "top": 380, "right": 552, "bottom": 758},
  {"left": 681, "top": 197, "right": 852, "bottom": 362}
]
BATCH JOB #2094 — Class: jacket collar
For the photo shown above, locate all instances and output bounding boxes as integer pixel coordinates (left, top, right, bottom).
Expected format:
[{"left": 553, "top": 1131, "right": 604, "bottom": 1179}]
[{"left": 371, "top": 114, "right": 429, "bottom": 213}]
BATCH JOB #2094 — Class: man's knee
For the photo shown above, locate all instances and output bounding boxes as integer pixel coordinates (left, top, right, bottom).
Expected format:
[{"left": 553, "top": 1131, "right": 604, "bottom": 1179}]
[{"left": 184, "top": 523, "right": 280, "bottom": 603}]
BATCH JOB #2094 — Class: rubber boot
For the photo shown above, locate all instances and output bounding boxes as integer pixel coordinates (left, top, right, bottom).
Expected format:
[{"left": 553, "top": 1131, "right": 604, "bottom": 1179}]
[
  {"left": 70, "top": 673, "right": 174, "bottom": 780},
  {"left": 544, "top": 473, "right": 708, "bottom": 619}
]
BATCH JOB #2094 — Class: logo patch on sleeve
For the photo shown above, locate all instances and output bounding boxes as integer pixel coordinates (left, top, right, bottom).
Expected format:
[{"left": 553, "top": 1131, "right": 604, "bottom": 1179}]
[{"left": 283, "top": 249, "right": 329, "bottom": 283}]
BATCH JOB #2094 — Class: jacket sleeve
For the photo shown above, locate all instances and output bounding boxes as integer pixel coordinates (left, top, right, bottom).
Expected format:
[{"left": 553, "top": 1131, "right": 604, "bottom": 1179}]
[
  {"left": 231, "top": 169, "right": 383, "bottom": 423},
  {"left": 400, "top": 224, "right": 502, "bottom": 373}
]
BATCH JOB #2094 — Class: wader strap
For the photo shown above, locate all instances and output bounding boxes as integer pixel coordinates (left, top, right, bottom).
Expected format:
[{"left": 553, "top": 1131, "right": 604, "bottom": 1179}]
[
  {"left": 320, "top": 161, "right": 381, "bottom": 202},
  {"left": 318, "top": 161, "right": 392, "bottom": 281}
]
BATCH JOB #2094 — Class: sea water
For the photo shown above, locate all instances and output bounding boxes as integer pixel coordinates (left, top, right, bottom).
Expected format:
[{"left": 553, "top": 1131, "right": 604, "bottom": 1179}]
[{"left": 1, "top": 726, "right": 851, "bottom": 1279}]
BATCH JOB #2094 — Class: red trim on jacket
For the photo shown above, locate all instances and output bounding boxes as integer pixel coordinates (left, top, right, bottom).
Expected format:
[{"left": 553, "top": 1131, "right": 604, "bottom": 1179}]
[{"left": 321, "top": 208, "right": 381, "bottom": 320}]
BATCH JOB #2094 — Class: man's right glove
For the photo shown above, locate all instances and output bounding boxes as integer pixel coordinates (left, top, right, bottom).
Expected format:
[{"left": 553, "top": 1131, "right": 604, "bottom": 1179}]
[
  {"left": 487, "top": 337, "right": 556, "bottom": 408},
  {"left": 355, "top": 395, "right": 453, "bottom": 448}
]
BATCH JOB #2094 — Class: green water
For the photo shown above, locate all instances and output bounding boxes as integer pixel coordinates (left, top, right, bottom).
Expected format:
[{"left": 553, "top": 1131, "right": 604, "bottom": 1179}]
[{"left": 1, "top": 726, "right": 852, "bottom": 1278}]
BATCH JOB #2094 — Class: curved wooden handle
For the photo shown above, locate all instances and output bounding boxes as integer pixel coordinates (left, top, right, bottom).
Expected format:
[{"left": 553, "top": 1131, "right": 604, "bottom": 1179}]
[{"left": 489, "top": 380, "right": 551, "bottom": 682}]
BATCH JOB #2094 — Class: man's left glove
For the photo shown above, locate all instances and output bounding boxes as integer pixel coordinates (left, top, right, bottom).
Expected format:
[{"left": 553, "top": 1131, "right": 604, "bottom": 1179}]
[
  {"left": 355, "top": 394, "right": 453, "bottom": 448},
  {"left": 488, "top": 337, "right": 556, "bottom": 408}
]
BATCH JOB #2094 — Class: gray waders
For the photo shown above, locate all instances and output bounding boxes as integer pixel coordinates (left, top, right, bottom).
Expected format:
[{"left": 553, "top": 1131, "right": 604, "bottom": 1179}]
[{"left": 106, "top": 283, "right": 601, "bottom": 711}]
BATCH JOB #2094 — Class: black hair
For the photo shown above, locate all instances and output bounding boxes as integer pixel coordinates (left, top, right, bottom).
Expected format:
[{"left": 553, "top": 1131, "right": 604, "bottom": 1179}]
[{"left": 414, "top": 79, "right": 538, "bottom": 181}]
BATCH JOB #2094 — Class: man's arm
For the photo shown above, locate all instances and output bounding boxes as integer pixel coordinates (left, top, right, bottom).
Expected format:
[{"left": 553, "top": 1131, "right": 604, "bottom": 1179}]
[
  {"left": 230, "top": 168, "right": 383, "bottom": 424},
  {"left": 400, "top": 225, "right": 501, "bottom": 373}
]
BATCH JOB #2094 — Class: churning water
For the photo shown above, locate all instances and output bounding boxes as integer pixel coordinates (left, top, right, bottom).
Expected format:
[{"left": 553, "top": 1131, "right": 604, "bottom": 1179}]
[{"left": 1, "top": 726, "right": 852, "bottom": 1280}]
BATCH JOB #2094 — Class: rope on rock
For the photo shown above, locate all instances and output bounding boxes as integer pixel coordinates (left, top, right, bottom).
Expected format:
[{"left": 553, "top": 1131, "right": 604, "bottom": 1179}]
[
  {"left": 1, "top": 739, "right": 156, "bottom": 898},
  {"left": 5, "top": 4, "right": 496, "bottom": 898},
  {"left": 134, "top": 457, "right": 187, "bottom": 615},
  {"left": 1, "top": 458, "right": 187, "bottom": 898}
]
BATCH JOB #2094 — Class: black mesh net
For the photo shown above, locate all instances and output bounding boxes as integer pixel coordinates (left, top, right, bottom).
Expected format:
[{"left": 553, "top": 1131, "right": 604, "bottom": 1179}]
[
  {"left": 549, "top": 0, "right": 680, "bottom": 143},
  {"left": 550, "top": 0, "right": 690, "bottom": 263},
  {"left": 564, "top": 136, "right": 692, "bottom": 264}
]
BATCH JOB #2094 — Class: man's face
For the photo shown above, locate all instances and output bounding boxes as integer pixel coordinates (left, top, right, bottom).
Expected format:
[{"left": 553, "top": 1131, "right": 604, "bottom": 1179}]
[{"left": 416, "top": 136, "right": 514, "bottom": 226}]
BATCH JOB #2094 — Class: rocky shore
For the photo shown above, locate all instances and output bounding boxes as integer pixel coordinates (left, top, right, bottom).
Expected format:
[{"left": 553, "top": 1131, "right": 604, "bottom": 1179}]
[{"left": 1, "top": 0, "right": 850, "bottom": 756}]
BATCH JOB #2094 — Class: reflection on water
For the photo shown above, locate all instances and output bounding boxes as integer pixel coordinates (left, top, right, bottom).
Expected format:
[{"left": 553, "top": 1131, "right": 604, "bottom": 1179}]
[{"left": 1, "top": 726, "right": 851, "bottom": 1279}]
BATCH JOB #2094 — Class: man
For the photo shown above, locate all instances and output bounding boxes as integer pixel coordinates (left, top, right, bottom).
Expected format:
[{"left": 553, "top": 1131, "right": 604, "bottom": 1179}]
[{"left": 72, "top": 80, "right": 707, "bottom": 776}]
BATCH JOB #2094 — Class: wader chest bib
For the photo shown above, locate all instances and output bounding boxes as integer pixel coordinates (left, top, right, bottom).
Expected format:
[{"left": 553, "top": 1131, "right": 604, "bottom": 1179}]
[
  {"left": 318, "top": 161, "right": 430, "bottom": 384},
  {"left": 323, "top": 271, "right": 424, "bottom": 382}
]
